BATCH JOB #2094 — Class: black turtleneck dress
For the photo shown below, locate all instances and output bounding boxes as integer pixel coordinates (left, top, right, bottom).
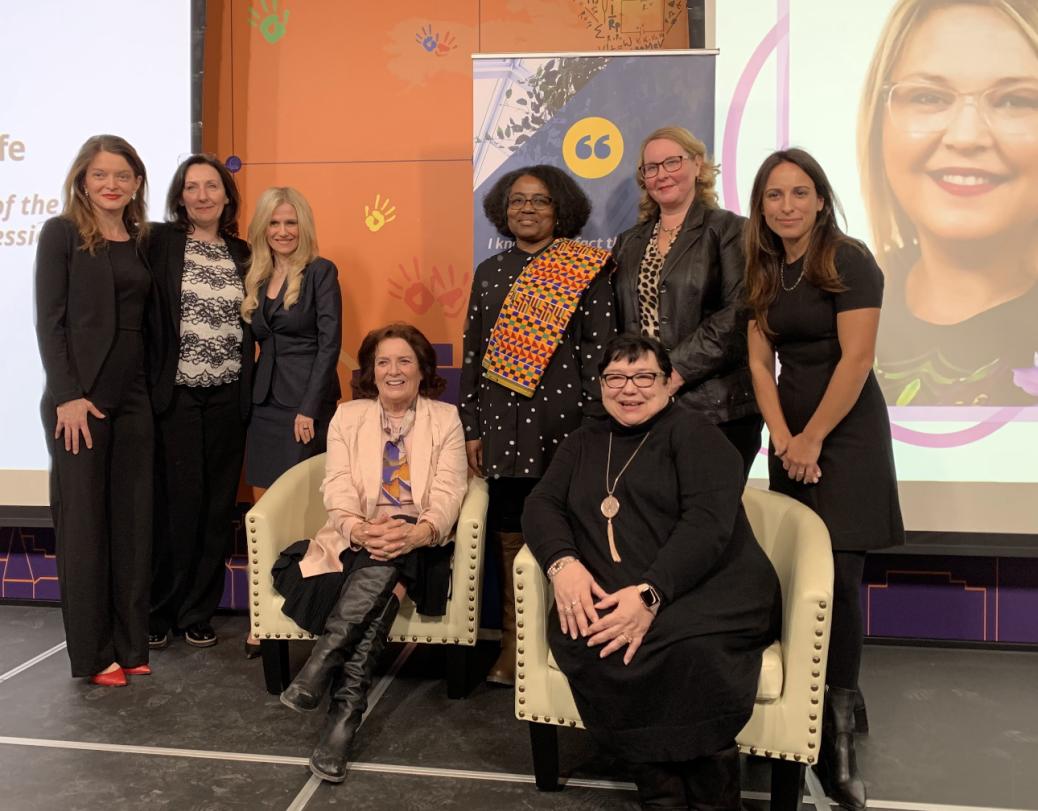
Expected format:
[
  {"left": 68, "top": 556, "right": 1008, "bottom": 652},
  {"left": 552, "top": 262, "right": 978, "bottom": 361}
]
[{"left": 522, "top": 403, "right": 781, "bottom": 763}]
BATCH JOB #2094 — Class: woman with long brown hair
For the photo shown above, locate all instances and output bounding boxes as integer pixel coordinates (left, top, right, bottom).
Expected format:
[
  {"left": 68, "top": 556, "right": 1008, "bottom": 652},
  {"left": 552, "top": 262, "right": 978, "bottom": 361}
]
[
  {"left": 744, "top": 148, "right": 904, "bottom": 810},
  {"left": 35, "top": 134, "right": 164, "bottom": 685}
]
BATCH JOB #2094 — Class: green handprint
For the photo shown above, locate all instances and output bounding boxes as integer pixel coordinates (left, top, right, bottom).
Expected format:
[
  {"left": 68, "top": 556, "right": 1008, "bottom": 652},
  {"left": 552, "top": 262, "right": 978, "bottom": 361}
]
[{"left": 249, "top": 0, "right": 289, "bottom": 45}]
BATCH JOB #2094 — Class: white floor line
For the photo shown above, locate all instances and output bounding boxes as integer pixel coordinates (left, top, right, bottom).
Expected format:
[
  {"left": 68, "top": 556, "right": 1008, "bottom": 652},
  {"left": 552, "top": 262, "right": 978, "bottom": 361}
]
[
  {"left": 803, "top": 766, "right": 832, "bottom": 809},
  {"left": 0, "top": 641, "right": 67, "bottom": 683},
  {"left": 286, "top": 641, "right": 417, "bottom": 810},
  {"left": 0, "top": 735, "right": 1031, "bottom": 811}
]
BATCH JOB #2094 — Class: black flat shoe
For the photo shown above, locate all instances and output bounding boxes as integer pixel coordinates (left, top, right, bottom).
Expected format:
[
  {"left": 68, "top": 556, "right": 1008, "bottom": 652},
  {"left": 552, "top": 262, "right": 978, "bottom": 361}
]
[
  {"left": 244, "top": 637, "right": 262, "bottom": 659},
  {"left": 185, "top": 623, "right": 217, "bottom": 648},
  {"left": 148, "top": 632, "right": 170, "bottom": 650}
]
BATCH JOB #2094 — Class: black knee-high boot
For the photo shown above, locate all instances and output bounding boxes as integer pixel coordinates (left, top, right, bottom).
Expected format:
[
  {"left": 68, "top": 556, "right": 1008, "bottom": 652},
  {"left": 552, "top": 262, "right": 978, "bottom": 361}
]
[
  {"left": 816, "top": 686, "right": 867, "bottom": 810},
  {"left": 309, "top": 591, "right": 400, "bottom": 783},
  {"left": 281, "top": 566, "right": 398, "bottom": 713},
  {"left": 681, "top": 744, "right": 742, "bottom": 811}
]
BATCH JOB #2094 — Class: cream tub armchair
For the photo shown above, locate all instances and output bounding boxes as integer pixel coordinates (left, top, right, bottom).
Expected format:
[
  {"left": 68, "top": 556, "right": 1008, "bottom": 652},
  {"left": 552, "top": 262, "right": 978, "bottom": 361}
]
[
  {"left": 513, "top": 486, "right": 834, "bottom": 810},
  {"left": 246, "top": 453, "right": 489, "bottom": 699}
]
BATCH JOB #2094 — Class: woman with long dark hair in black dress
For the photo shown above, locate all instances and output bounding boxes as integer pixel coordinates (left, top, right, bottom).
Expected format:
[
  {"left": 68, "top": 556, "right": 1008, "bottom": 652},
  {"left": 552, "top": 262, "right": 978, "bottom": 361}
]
[{"left": 744, "top": 148, "right": 905, "bottom": 811}]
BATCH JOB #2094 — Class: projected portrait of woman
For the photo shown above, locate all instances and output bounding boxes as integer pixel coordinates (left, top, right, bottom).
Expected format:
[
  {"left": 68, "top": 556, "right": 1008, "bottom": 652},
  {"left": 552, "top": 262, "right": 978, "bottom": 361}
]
[{"left": 858, "top": 0, "right": 1038, "bottom": 406}]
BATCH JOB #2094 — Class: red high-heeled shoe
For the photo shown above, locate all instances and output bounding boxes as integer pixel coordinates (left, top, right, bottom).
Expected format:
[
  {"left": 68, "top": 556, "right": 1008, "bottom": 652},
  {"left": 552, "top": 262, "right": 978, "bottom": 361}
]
[
  {"left": 90, "top": 667, "right": 127, "bottom": 687},
  {"left": 123, "top": 664, "right": 151, "bottom": 676}
]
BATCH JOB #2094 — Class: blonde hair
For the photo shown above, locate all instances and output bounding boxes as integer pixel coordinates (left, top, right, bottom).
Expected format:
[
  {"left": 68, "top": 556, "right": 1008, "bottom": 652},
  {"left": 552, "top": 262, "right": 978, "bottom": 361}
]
[
  {"left": 858, "top": 0, "right": 1038, "bottom": 258},
  {"left": 242, "top": 187, "right": 318, "bottom": 323},
  {"left": 635, "top": 126, "right": 719, "bottom": 223},
  {"left": 61, "top": 135, "right": 148, "bottom": 254}
]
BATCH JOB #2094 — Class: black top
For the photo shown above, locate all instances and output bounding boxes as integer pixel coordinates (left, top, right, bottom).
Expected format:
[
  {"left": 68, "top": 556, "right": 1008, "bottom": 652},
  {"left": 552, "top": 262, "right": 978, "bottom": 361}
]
[
  {"left": 458, "top": 245, "right": 616, "bottom": 479},
  {"left": 874, "top": 250, "right": 1038, "bottom": 406},
  {"left": 108, "top": 240, "right": 150, "bottom": 332},
  {"left": 613, "top": 201, "right": 757, "bottom": 423},
  {"left": 522, "top": 403, "right": 780, "bottom": 761},
  {"left": 768, "top": 242, "right": 904, "bottom": 552}
]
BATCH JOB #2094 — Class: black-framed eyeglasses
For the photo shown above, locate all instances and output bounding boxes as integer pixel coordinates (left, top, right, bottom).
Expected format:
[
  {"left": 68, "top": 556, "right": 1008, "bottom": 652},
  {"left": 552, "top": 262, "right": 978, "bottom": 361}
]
[
  {"left": 638, "top": 155, "right": 689, "bottom": 179},
  {"left": 601, "top": 372, "right": 665, "bottom": 389},
  {"left": 507, "top": 194, "right": 553, "bottom": 211}
]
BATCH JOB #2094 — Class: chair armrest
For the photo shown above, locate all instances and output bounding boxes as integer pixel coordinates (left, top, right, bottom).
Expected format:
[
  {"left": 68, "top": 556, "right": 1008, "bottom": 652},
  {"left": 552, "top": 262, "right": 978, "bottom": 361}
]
[
  {"left": 392, "top": 476, "right": 489, "bottom": 645},
  {"left": 246, "top": 454, "right": 329, "bottom": 639}
]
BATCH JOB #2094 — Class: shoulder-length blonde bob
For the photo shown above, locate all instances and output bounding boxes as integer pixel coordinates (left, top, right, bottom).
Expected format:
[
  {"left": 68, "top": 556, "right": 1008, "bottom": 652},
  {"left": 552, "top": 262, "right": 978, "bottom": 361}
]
[
  {"left": 62, "top": 134, "right": 149, "bottom": 254},
  {"left": 857, "top": 0, "right": 1038, "bottom": 259},
  {"left": 242, "top": 187, "right": 318, "bottom": 323},
  {"left": 635, "top": 125, "right": 719, "bottom": 222}
]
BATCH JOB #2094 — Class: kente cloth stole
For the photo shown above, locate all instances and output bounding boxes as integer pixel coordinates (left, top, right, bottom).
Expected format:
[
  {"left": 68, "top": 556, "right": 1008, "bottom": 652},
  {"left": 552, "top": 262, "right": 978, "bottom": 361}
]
[
  {"left": 482, "top": 238, "right": 610, "bottom": 397},
  {"left": 381, "top": 441, "right": 413, "bottom": 506}
]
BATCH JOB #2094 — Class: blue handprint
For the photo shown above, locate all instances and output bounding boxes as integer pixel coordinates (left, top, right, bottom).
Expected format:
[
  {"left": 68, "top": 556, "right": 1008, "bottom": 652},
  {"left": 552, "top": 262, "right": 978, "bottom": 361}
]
[{"left": 415, "top": 24, "right": 438, "bottom": 53}]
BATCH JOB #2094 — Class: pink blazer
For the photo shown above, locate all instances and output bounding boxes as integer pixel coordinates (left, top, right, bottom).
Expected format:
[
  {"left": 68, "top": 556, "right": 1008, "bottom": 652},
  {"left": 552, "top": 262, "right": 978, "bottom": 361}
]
[{"left": 299, "top": 396, "right": 468, "bottom": 577}]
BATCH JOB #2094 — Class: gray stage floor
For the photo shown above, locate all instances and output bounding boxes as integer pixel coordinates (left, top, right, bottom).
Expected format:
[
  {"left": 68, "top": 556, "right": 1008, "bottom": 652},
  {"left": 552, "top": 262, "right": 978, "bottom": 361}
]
[{"left": 1, "top": 604, "right": 1035, "bottom": 810}]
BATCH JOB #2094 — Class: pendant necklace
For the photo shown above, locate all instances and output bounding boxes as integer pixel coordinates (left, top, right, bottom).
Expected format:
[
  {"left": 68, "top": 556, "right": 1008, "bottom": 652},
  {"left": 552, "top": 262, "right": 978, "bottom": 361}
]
[
  {"left": 601, "top": 430, "right": 652, "bottom": 562},
  {"left": 780, "top": 259, "right": 805, "bottom": 292}
]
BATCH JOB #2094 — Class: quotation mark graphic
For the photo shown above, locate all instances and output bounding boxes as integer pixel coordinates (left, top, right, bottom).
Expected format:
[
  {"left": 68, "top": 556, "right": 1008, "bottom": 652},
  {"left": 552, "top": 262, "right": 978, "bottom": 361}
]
[
  {"left": 364, "top": 195, "right": 397, "bottom": 233},
  {"left": 249, "top": 0, "right": 289, "bottom": 44},
  {"left": 389, "top": 259, "right": 470, "bottom": 319},
  {"left": 562, "top": 116, "right": 624, "bottom": 179}
]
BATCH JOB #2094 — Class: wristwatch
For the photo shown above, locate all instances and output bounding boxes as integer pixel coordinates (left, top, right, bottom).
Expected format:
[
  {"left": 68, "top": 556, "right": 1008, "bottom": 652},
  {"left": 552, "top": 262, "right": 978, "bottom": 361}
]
[{"left": 638, "top": 583, "right": 661, "bottom": 614}]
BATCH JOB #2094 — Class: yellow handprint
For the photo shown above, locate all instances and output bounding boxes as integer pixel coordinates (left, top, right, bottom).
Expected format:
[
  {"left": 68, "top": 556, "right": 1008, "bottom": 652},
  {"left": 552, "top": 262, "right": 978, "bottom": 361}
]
[{"left": 364, "top": 195, "right": 397, "bottom": 233}]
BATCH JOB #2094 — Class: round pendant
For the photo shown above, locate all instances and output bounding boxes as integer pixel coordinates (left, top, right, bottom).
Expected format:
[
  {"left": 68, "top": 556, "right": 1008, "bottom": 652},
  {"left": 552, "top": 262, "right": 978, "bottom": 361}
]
[{"left": 600, "top": 495, "right": 620, "bottom": 519}]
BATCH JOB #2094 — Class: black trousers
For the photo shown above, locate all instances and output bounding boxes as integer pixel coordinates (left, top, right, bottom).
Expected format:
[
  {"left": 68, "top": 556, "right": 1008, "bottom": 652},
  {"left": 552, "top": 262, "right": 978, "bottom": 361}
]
[
  {"left": 42, "top": 341, "right": 153, "bottom": 677},
  {"left": 827, "top": 551, "right": 866, "bottom": 690},
  {"left": 717, "top": 413, "right": 764, "bottom": 480},
  {"left": 150, "top": 381, "right": 245, "bottom": 634}
]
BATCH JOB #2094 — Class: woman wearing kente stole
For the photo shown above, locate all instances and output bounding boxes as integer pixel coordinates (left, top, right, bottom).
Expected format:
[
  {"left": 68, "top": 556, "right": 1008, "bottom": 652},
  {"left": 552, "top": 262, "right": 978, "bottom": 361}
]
[{"left": 460, "top": 164, "right": 615, "bottom": 686}]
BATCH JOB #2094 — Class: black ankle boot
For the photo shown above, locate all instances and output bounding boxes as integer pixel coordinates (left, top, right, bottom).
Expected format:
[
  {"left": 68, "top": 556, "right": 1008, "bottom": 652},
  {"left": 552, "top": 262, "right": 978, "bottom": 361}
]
[
  {"left": 854, "top": 686, "right": 869, "bottom": 735},
  {"left": 309, "top": 592, "right": 401, "bottom": 783},
  {"left": 816, "top": 686, "right": 866, "bottom": 811},
  {"left": 681, "top": 744, "right": 742, "bottom": 811},
  {"left": 281, "top": 566, "right": 398, "bottom": 713}
]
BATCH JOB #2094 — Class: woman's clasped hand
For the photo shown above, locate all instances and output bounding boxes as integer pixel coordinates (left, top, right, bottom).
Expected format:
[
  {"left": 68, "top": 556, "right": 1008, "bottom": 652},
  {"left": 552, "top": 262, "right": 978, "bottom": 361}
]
[
  {"left": 551, "top": 559, "right": 655, "bottom": 665},
  {"left": 351, "top": 515, "right": 433, "bottom": 561}
]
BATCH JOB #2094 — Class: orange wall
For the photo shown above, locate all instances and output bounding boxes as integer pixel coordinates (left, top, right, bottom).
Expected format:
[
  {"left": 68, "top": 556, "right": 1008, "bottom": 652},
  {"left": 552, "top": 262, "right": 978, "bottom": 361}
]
[{"left": 202, "top": 0, "right": 688, "bottom": 382}]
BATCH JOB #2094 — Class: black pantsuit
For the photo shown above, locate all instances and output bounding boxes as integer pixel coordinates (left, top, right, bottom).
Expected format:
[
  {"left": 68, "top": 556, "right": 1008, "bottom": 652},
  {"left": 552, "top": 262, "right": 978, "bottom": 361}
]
[
  {"left": 150, "top": 380, "right": 245, "bottom": 633},
  {"left": 34, "top": 218, "right": 165, "bottom": 677}
]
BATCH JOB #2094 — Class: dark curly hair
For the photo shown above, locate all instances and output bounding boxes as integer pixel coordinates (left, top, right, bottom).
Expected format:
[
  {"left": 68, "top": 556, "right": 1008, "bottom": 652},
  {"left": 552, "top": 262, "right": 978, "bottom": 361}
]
[
  {"left": 482, "top": 164, "right": 591, "bottom": 239},
  {"left": 352, "top": 323, "right": 447, "bottom": 400},
  {"left": 598, "top": 333, "right": 672, "bottom": 378},
  {"left": 165, "top": 154, "right": 241, "bottom": 237}
]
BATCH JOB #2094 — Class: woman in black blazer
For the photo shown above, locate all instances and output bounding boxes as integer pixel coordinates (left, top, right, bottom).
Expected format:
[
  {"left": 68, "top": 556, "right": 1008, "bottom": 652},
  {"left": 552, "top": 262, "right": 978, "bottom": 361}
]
[
  {"left": 34, "top": 134, "right": 163, "bottom": 686},
  {"left": 613, "top": 126, "right": 762, "bottom": 476},
  {"left": 242, "top": 187, "right": 342, "bottom": 486},
  {"left": 147, "top": 154, "right": 253, "bottom": 651}
]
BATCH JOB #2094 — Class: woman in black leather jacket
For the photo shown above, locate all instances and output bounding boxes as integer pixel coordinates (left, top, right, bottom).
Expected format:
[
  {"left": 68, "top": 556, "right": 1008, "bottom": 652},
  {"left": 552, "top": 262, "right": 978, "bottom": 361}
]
[{"left": 612, "top": 125, "right": 761, "bottom": 475}]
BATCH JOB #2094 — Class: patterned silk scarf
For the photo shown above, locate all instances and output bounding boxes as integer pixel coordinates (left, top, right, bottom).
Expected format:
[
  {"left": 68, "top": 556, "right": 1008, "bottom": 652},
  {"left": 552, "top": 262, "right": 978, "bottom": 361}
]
[
  {"left": 482, "top": 238, "right": 610, "bottom": 397},
  {"left": 379, "top": 404, "right": 416, "bottom": 507}
]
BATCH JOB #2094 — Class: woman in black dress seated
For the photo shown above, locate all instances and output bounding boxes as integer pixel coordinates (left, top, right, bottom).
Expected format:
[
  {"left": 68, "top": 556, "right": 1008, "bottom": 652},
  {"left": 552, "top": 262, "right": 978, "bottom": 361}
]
[
  {"left": 522, "top": 334, "right": 780, "bottom": 809},
  {"left": 274, "top": 323, "right": 467, "bottom": 783},
  {"left": 744, "top": 149, "right": 904, "bottom": 811}
]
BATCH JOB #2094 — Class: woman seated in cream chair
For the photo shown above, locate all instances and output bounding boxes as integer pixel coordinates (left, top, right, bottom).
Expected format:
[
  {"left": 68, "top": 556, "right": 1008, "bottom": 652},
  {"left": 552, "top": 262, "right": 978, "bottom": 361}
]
[
  {"left": 523, "top": 334, "right": 781, "bottom": 809},
  {"left": 273, "top": 322, "right": 467, "bottom": 783}
]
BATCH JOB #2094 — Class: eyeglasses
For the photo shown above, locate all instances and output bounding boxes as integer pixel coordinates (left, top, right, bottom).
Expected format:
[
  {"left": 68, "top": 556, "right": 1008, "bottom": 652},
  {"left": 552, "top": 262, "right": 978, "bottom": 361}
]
[
  {"left": 638, "top": 155, "right": 690, "bottom": 178},
  {"left": 601, "top": 372, "right": 665, "bottom": 389},
  {"left": 885, "top": 81, "right": 1038, "bottom": 137},
  {"left": 507, "top": 194, "right": 553, "bottom": 211}
]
